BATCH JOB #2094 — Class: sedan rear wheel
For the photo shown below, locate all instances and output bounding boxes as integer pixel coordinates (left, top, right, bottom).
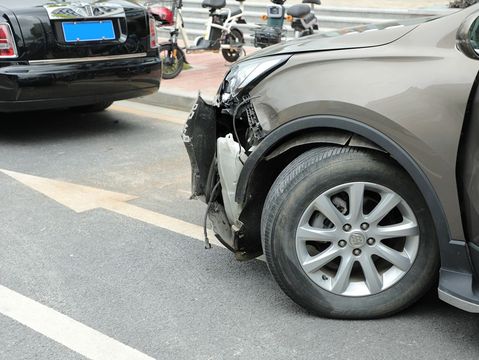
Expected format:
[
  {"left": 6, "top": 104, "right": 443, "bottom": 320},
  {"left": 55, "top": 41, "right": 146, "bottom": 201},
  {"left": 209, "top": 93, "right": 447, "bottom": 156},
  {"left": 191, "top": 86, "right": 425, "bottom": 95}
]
[{"left": 261, "top": 147, "right": 439, "bottom": 319}]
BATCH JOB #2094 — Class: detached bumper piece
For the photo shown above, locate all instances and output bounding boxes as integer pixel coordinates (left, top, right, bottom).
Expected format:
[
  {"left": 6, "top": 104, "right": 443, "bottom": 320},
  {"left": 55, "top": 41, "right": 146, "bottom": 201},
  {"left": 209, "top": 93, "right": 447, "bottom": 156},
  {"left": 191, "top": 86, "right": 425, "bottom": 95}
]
[
  {"left": 182, "top": 96, "right": 236, "bottom": 250},
  {"left": 183, "top": 96, "right": 258, "bottom": 259},
  {"left": 182, "top": 96, "right": 217, "bottom": 201}
]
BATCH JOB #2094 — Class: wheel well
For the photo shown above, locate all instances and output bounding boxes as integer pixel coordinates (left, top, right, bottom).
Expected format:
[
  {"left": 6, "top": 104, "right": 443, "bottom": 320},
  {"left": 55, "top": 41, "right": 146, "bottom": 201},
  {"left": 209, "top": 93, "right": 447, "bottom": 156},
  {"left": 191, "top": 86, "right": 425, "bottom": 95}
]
[
  {"left": 237, "top": 129, "right": 388, "bottom": 255},
  {"left": 236, "top": 115, "right": 456, "bottom": 291}
]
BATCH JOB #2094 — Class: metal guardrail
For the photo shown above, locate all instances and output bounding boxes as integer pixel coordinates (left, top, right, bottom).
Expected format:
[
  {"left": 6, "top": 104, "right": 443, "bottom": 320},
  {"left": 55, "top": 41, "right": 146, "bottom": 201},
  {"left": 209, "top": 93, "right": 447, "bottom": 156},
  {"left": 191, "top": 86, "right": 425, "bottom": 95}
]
[{"left": 158, "top": 0, "right": 454, "bottom": 43}]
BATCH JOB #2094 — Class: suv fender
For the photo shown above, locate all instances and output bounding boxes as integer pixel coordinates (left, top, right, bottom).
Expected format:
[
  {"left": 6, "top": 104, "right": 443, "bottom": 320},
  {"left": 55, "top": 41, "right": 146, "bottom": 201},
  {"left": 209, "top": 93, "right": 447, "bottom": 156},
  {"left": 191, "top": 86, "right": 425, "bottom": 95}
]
[{"left": 236, "top": 115, "right": 470, "bottom": 276}]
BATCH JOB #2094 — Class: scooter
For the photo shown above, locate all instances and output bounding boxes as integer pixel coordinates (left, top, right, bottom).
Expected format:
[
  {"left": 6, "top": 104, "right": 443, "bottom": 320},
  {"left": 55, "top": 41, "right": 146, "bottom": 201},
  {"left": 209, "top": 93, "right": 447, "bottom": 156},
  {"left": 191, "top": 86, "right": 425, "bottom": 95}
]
[
  {"left": 190, "top": 0, "right": 247, "bottom": 58},
  {"left": 151, "top": 0, "right": 246, "bottom": 79},
  {"left": 253, "top": 0, "right": 287, "bottom": 48},
  {"left": 253, "top": 0, "right": 320, "bottom": 48},
  {"left": 286, "top": 0, "right": 320, "bottom": 38}
]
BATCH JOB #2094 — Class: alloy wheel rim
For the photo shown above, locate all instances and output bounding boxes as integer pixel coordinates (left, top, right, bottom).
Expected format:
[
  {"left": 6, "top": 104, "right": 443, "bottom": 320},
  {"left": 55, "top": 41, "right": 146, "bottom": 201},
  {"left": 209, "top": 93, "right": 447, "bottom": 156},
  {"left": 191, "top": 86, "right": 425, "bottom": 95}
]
[{"left": 295, "top": 182, "right": 419, "bottom": 297}]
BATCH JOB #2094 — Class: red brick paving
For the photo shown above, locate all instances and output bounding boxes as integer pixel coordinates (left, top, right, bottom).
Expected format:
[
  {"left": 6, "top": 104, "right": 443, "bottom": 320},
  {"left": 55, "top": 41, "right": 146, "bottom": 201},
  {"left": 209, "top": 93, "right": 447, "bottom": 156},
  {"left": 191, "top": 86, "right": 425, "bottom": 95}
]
[
  {"left": 161, "top": 52, "right": 227, "bottom": 97},
  {"left": 160, "top": 49, "right": 256, "bottom": 98}
]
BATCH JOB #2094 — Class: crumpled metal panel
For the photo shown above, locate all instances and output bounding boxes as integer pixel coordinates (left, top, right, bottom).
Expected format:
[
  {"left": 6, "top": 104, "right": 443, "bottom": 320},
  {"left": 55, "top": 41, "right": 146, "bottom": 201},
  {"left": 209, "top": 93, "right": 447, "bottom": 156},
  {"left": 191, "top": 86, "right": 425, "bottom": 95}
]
[{"left": 182, "top": 95, "right": 217, "bottom": 200}]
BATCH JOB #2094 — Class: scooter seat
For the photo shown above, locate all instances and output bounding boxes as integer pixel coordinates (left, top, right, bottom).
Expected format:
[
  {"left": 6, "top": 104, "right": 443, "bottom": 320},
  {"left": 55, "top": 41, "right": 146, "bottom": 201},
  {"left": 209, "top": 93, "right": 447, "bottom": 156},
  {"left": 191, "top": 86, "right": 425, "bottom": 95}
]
[
  {"left": 302, "top": 0, "right": 321, "bottom": 5},
  {"left": 287, "top": 4, "right": 311, "bottom": 18},
  {"left": 220, "top": 6, "right": 242, "bottom": 17},
  {"left": 202, "top": 0, "right": 226, "bottom": 10}
]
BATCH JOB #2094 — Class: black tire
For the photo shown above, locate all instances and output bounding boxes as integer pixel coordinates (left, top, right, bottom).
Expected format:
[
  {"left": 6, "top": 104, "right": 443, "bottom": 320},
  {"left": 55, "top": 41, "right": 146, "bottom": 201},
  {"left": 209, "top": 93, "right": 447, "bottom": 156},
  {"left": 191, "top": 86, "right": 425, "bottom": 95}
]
[
  {"left": 159, "top": 43, "right": 185, "bottom": 80},
  {"left": 71, "top": 101, "right": 113, "bottom": 113},
  {"left": 221, "top": 28, "right": 244, "bottom": 63},
  {"left": 261, "top": 146, "right": 439, "bottom": 319}
]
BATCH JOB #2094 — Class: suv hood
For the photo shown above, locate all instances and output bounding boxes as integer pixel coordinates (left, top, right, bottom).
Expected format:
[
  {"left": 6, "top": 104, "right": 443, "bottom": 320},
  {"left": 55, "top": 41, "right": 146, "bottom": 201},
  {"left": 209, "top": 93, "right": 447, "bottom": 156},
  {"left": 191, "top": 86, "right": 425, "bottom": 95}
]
[{"left": 246, "top": 19, "right": 431, "bottom": 60}]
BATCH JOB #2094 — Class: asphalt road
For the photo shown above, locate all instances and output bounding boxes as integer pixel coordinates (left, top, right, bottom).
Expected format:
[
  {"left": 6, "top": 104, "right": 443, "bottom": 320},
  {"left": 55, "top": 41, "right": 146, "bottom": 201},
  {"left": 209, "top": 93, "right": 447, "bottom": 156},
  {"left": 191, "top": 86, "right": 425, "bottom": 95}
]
[{"left": 0, "top": 101, "right": 477, "bottom": 360}]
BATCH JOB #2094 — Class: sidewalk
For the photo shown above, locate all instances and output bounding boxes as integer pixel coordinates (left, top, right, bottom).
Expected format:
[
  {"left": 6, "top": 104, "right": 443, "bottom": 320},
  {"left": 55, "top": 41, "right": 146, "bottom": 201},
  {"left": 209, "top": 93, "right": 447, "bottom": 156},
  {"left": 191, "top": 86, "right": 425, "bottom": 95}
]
[
  {"left": 136, "top": 51, "right": 250, "bottom": 110},
  {"left": 162, "top": 51, "right": 232, "bottom": 98}
]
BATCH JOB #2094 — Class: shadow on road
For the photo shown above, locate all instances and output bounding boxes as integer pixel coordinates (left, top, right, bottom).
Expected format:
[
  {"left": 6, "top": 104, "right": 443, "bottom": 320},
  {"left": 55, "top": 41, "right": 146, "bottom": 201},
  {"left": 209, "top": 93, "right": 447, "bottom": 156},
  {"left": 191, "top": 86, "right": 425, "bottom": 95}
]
[
  {"left": 0, "top": 109, "right": 136, "bottom": 143},
  {"left": 233, "top": 257, "right": 479, "bottom": 356}
]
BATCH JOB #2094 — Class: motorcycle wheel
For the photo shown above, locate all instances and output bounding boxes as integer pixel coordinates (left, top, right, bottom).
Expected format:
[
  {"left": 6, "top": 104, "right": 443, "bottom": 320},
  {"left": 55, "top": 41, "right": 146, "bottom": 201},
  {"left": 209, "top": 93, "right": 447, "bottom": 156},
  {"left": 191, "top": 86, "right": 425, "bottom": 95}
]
[
  {"left": 159, "top": 43, "right": 185, "bottom": 80},
  {"left": 221, "top": 28, "right": 244, "bottom": 63}
]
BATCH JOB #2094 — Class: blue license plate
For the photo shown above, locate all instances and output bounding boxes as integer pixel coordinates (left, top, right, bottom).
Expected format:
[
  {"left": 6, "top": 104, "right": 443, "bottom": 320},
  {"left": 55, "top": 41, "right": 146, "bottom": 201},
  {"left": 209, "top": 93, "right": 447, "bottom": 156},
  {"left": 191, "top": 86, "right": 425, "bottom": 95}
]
[{"left": 62, "top": 21, "right": 115, "bottom": 43}]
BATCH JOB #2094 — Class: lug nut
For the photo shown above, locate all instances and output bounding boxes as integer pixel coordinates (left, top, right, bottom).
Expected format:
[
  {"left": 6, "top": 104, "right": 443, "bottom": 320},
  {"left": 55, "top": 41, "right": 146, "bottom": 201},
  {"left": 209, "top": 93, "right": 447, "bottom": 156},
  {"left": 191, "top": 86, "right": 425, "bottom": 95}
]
[
  {"left": 367, "top": 238, "right": 376, "bottom": 246},
  {"left": 343, "top": 224, "right": 352, "bottom": 232},
  {"left": 338, "top": 240, "right": 347, "bottom": 248},
  {"left": 361, "top": 223, "right": 369, "bottom": 230},
  {"left": 353, "top": 249, "right": 362, "bottom": 256}
]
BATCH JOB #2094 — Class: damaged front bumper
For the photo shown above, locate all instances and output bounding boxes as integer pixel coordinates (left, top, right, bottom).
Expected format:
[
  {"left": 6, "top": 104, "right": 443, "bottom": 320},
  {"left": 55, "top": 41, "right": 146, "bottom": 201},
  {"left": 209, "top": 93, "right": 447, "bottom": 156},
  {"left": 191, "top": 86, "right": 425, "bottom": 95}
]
[
  {"left": 182, "top": 95, "right": 262, "bottom": 259},
  {"left": 182, "top": 96, "right": 217, "bottom": 202}
]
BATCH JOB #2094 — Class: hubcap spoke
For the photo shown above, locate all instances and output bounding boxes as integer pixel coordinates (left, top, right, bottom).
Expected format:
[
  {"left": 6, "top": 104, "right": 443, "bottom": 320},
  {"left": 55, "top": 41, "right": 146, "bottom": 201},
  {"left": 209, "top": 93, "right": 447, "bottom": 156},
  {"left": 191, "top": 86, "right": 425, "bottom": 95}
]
[
  {"left": 296, "top": 181, "right": 419, "bottom": 297},
  {"left": 347, "top": 183, "right": 365, "bottom": 222},
  {"left": 296, "top": 225, "right": 338, "bottom": 243},
  {"left": 365, "top": 192, "right": 401, "bottom": 224},
  {"left": 302, "top": 245, "right": 340, "bottom": 274},
  {"left": 331, "top": 254, "right": 355, "bottom": 294},
  {"left": 314, "top": 195, "right": 346, "bottom": 228},
  {"left": 359, "top": 255, "right": 383, "bottom": 293},
  {"left": 376, "top": 220, "right": 418, "bottom": 240},
  {"left": 375, "top": 244, "right": 412, "bottom": 271}
]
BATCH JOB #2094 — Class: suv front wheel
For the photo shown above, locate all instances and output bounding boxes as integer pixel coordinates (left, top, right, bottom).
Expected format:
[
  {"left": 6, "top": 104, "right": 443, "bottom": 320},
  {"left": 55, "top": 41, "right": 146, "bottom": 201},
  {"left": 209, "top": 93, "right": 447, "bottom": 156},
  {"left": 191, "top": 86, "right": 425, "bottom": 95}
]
[{"left": 261, "top": 147, "right": 439, "bottom": 319}]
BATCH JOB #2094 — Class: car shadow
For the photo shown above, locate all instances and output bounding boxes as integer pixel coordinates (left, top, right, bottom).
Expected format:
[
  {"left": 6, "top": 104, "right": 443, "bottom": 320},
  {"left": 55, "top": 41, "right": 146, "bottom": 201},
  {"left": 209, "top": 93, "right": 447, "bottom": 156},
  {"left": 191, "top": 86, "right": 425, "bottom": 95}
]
[
  {"left": 235, "top": 257, "right": 479, "bottom": 353},
  {"left": 0, "top": 109, "right": 137, "bottom": 144}
]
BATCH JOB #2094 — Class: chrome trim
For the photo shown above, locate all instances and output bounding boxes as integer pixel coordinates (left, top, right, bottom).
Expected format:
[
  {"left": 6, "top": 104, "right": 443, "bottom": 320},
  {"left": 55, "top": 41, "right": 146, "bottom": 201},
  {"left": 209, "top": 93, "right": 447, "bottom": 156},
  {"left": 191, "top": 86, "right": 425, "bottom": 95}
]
[
  {"left": 44, "top": 2, "right": 125, "bottom": 20},
  {"left": 29, "top": 53, "right": 148, "bottom": 65},
  {"left": 438, "top": 288, "right": 479, "bottom": 313}
]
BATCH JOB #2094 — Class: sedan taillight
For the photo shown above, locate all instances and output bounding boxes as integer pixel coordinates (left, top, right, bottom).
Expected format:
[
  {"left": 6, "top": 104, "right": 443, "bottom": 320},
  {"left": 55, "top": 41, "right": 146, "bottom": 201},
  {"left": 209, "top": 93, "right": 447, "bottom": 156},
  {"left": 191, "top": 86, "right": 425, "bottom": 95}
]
[
  {"left": 149, "top": 15, "right": 158, "bottom": 49},
  {"left": 0, "top": 23, "right": 17, "bottom": 58}
]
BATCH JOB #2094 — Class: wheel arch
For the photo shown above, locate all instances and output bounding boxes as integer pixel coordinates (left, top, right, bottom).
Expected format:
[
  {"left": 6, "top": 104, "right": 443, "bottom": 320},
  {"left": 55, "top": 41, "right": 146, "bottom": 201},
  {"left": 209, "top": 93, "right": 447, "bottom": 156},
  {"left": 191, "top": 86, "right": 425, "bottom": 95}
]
[{"left": 236, "top": 115, "right": 458, "bottom": 272}]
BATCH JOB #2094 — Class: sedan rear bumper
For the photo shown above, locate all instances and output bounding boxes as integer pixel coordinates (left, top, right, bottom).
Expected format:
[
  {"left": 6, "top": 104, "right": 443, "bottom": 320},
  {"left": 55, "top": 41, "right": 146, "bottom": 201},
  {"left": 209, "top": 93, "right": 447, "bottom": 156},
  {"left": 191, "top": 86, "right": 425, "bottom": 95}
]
[{"left": 0, "top": 55, "right": 161, "bottom": 112}]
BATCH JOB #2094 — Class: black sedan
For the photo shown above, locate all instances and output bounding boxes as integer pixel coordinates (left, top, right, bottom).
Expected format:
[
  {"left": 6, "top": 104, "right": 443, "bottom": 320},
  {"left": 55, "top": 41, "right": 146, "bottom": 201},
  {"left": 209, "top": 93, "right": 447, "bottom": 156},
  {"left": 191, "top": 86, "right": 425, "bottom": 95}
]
[{"left": 0, "top": 0, "right": 161, "bottom": 113}]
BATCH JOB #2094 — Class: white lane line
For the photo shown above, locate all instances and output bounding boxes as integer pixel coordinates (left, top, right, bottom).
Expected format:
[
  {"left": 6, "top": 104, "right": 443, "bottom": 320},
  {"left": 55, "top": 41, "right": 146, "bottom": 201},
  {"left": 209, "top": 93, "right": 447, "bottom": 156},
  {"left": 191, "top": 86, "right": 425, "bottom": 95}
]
[
  {"left": 110, "top": 101, "right": 188, "bottom": 126},
  {"left": 117, "top": 100, "right": 189, "bottom": 119},
  {"left": 0, "top": 169, "right": 228, "bottom": 360},
  {"left": 0, "top": 285, "right": 155, "bottom": 360}
]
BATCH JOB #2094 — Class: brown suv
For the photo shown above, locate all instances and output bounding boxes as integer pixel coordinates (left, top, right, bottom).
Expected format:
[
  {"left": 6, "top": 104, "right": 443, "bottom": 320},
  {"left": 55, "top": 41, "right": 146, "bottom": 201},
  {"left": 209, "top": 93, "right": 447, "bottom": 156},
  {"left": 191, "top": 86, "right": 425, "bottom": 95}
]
[{"left": 184, "top": 5, "right": 479, "bottom": 318}]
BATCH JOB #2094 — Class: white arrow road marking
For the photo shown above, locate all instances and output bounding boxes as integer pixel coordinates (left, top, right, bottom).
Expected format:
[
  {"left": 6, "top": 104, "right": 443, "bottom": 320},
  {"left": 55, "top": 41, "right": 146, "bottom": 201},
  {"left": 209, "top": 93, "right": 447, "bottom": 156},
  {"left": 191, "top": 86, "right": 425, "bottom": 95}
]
[
  {"left": 0, "top": 169, "right": 226, "bottom": 359},
  {"left": 0, "top": 285, "right": 155, "bottom": 360},
  {"left": 0, "top": 169, "right": 221, "bottom": 247}
]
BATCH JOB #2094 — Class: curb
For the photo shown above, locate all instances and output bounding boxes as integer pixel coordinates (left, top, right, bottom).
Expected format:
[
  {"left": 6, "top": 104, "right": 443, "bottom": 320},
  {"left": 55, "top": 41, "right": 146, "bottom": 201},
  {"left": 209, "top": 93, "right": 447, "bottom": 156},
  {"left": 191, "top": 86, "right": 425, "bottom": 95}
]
[{"left": 133, "top": 89, "right": 215, "bottom": 112}]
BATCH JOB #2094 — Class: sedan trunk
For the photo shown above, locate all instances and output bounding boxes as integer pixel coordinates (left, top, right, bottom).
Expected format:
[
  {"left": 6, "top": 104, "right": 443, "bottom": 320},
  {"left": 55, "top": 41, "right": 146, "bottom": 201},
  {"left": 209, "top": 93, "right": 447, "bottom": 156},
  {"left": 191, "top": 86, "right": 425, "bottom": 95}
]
[{"left": 1, "top": 0, "right": 151, "bottom": 61}]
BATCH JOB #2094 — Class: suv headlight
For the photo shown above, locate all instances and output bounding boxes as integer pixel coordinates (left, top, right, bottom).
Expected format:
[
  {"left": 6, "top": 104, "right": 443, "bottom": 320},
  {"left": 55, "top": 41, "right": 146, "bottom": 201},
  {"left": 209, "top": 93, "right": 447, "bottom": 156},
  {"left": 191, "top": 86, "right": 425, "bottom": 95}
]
[{"left": 221, "top": 54, "right": 290, "bottom": 100}]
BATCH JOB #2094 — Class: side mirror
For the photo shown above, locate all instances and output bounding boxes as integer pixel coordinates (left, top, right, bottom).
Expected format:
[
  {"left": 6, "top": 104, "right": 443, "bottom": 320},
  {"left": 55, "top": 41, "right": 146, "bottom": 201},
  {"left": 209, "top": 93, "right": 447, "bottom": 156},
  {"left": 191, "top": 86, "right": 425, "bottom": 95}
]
[{"left": 457, "top": 13, "right": 479, "bottom": 59}]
